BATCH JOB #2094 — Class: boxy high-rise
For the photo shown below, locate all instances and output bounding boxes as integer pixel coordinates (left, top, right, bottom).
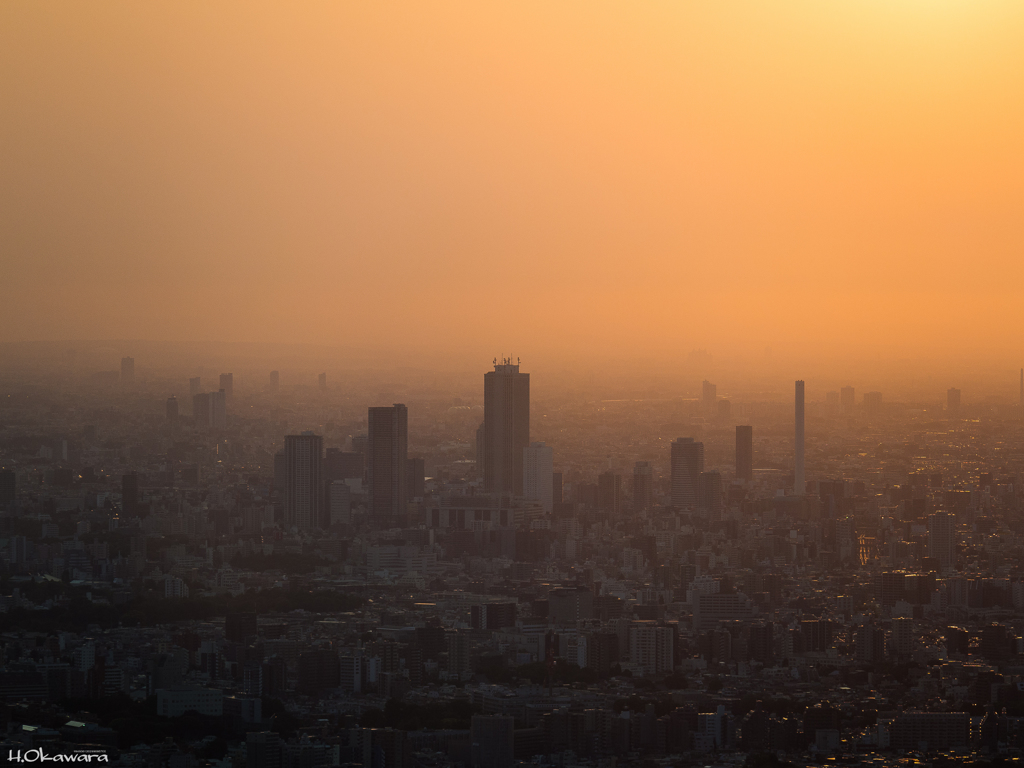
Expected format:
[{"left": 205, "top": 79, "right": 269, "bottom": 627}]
[
  {"left": 368, "top": 404, "right": 408, "bottom": 525},
  {"left": 483, "top": 360, "right": 530, "bottom": 497}
]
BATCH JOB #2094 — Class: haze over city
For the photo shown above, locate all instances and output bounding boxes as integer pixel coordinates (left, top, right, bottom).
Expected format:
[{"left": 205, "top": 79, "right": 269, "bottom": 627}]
[{"left": 4, "top": 2, "right": 1024, "bottom": 376}]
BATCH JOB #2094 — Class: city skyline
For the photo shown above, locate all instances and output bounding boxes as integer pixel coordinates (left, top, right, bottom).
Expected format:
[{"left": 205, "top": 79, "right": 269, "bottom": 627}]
[{"left": 5, "top": 1, "right": 1024, "bottom": 763}]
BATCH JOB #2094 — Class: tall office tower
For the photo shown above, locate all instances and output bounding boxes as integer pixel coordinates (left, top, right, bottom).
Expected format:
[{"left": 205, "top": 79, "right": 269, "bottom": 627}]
[
  {"left": 120, "top": 356, "right": 135, "bottom": 384},
  {"left": 633, "top": 461, "right": 653, "bottom": 512},
  {"left": 702, "top": 380, "right": 717, "bottom": 407},
  {"left": 318, "top": 372, "right": 327, "bottom": 390},
  {"left": 840, "top": 385, "right": 855, "bottom": 413},
  {"left": 523, "top": 442, "right": 554, "bottom": 513},
  {"left": 406, "top": 456, "right": 425, "bottom": 500},
  {"left": 483, "top": 359, "right": 530, "bottom": 497},
  {"left": 189, "top": 377, "right": 201, "bottom": 397},
  {"left": 284, "top": 432, "right": 324, "bottom": 530},
  {"left": 219, "top": 373, "right": 233, "bottom": 398},
  {"left": 368, "top": 404, "right": 408, "bottom": 525},
  {"left": 947, "top": 388, "right": 961, "bottom": 413},
  {"left": 795, "top": 380, "right": 805, "bottom": 495},
  {"left": 670, "top": 438, "right": 704, "bottom": 509},
  {"left": 735, "top": 425, "right": 753, "bottom": 482},
  {"left": 269, "top": 370, "right": 279, "bottom": 392},
  {"left": 211, "top": 390, "right": 227, "bottom": 428},
  {"left": 192, "top": 392, "right": 210, "bottom": 425},
  {"left": 122, "top": 472, "right": 139, "bottom": 516},
  {"left": 597, "top": 470, "right": 622, "bottom": 514},
  {"left": 166, "top": 396, "right": 178, "bottom": 421},
  {"left": 928, "top": 511, "right": 956, "bottom": 573},
  {"left": 698, "top": 471, "right": 723, "bottom": 517}
]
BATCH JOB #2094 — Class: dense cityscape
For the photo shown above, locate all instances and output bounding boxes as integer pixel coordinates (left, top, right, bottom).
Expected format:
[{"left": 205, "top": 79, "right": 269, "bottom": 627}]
[{"left": 2, "top": 356, "right": 1024, "bottom": 768}]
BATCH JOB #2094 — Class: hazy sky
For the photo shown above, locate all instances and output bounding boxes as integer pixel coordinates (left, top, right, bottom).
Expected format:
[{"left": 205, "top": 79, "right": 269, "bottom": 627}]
[{"left": 3, "top": 2, "right": 1024, "bottom": 366}]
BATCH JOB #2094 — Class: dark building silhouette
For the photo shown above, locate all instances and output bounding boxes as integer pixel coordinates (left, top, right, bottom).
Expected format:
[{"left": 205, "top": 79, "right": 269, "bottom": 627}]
[
  {"left": 269, "top": 370, "right": 279, "bottom": 392},
  {"left": 368, "top": 404, "right": 408, "bottom": 525},
  {"left": 670, "top": 438, "right": 703, "bottom": 509},
  {"left": 219, "top": 372, "right": 233, "bottom": 398},
  {"left": 947, "top": 387, "right": 961, "bottom": 413},
  {"left": 702, "top": 380, "right": 717, "bottom": 406},
  {"left": 284, "top": 432, "right": 324, "bottom": 531},
  {"left": 325, "top": 448, "right": 364, "bottom": 481},
  {"left": 483, "top": 360, "right": 530, "bottom": 497},
  {"left": 698, "top": 471, "right": 723, "bottom": 516},
  {"left": 165, "top": 396, "right": 178, "bottom": 421},
  {"left": 736, "top": 425, "right": 753, "bottom": 482},
  {"left": 633, "top": 461, "right": 653, "bottom": 512},
  {"left": 318, "top": 372, "right": 327, "bottom": 390}
]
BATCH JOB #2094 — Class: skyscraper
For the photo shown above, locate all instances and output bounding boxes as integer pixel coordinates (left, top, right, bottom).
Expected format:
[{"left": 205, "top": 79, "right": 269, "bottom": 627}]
[
  {"left": 735, "top": 425, "right": 753, "bottom": 482},
  {"left": 284, "top": 432, "right": 323, "bottom": 531},
  {"left": 947, "top": 388, "right": 961, "bottom": 414},
  {"left": 483, "top": 359, "right": 530, "bottom": 497},
  {"left": 211, "top": 390, "right": 227, "bottom": 428},
  {"left": 219, "top": 373, "right": 233, "bottom": 398},
  {"left": 189, "top": 377, "right": 201, "bottom": 397},
  {"left": 702, "top": 380, "right": 717, "bottom": 407},
  {"left": 368, "top": 404, "right": 408, "bottom": 525},
  {"left": 698, "top": 471, "right": 723, "bottom": 517},
  {"left": 318, "top": 372, "right": 327, "bottom": 390},
  {"left": 269, "top": 370, "right": 279, "bottom": 392},
  {"left": 795, "top": 380, "right": 805, "bottom": 495},
  {"left": 166, "top": 396, "right": 178, "bottom": 421},
  {"left": 120, "top": 356, "right": 135, "bottom": 384},
  {"left": 523, "top": 442, "right": 554, "bottom": 513},
  {"left": 670, "top": 438, "right": 704, "bottom": 509},
  {"left": 633, "top": 461, "right": 653, "bottom": 512}
]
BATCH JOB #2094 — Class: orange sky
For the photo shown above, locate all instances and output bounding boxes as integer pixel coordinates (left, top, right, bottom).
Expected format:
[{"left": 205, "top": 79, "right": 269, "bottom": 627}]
[{"left": 3, "top": 2, "right": 1024, "bottom": 367}]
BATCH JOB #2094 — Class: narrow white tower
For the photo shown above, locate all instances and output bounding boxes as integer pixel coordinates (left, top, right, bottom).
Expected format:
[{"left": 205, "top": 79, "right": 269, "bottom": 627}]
[{"left": 795, "top": 380, "right": 805, "bottom": 495}]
